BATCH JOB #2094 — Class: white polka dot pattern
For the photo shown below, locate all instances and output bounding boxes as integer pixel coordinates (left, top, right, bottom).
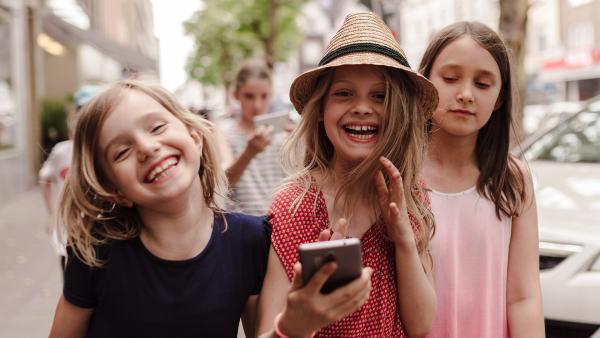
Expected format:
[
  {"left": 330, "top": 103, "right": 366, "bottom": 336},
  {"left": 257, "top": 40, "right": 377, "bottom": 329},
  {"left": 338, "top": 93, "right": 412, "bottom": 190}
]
[{"left": 268, "top": 179, "right": 429, "bottom": 337}]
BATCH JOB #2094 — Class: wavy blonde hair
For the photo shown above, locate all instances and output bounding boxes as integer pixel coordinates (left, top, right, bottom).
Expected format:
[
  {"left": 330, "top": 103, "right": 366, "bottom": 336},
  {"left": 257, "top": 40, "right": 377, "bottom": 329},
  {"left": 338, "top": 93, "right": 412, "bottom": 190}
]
[
  {"left": 282, "top": 67, "right": 435, "bottom": 253},
  {"left": 59, "top": 80, "right": 228, "bottom": 267}
]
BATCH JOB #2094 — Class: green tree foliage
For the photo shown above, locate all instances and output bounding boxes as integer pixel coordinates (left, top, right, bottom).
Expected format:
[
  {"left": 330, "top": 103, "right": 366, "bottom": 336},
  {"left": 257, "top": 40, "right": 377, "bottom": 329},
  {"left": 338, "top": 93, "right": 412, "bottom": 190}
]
[{"left": 184, "top": 0, "right": 306, "bottom": 90}]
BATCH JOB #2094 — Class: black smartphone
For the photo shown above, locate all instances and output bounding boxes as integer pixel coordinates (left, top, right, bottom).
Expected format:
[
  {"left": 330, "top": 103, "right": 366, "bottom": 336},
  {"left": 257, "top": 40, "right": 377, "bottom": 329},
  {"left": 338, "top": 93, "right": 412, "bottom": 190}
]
[{"left": 298, "top": 238, "right": 362, "bottom": 294}]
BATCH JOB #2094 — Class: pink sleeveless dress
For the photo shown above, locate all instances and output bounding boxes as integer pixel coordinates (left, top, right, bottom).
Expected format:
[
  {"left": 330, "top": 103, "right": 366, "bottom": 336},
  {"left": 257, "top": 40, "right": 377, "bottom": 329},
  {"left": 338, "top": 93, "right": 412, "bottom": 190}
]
[{"left": 427, "top": 187, "right": 512, "bottom": 338}]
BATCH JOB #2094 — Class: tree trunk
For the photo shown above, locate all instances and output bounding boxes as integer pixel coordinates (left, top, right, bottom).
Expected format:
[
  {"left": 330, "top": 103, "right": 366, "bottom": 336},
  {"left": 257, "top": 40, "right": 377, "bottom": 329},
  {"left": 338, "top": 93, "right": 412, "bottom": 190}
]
[
  {"left": 266, "top": 0, "right": 278, "bottom": 62},
  {"left": 499, "top": 0, "right": 528, "bottom": 142}
]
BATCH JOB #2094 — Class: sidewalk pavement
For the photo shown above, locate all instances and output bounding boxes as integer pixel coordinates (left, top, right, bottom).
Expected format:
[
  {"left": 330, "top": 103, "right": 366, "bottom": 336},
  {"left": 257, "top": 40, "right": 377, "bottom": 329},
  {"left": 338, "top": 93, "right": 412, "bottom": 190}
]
[{"left": 0, "top": 187, "right": 62, "bottom": 338}]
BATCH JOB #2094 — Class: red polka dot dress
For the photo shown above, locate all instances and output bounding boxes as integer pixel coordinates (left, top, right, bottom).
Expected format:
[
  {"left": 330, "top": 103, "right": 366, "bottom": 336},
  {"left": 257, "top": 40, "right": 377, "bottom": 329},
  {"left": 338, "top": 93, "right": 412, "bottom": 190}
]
[{"left": 269, "top": 178, "right": 423, "bottom": 337}]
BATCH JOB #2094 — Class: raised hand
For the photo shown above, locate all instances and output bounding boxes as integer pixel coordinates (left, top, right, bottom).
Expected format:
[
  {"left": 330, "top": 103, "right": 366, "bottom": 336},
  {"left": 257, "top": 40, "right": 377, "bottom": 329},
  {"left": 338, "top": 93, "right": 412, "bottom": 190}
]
[
  {"left": 246, "top": 124, "right": 273, "bottom": 155},
  {"left": 276, "top": 262, "right": 373, "bottom": 337},
  {"left": 374, "top": 156, "right": 414, "bottom": 246}
]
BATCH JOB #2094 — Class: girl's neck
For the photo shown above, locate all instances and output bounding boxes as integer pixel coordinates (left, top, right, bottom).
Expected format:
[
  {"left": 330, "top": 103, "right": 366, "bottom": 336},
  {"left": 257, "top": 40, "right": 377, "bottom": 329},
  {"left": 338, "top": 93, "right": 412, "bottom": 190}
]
[
  {"left": 425, "top": 130, "right": 480, "bottom": 192},
  {"left": 238, "top": 115, "right": 255, "bottom": 133},
  {"left": 137, "top": 178, "right": 214, "bottom": 260},
  {"left": 428, "top": 129, "right": 478, "bottom": 167},
  {"left": 317, "top": 172, "right": 376, "bottom": 239}
]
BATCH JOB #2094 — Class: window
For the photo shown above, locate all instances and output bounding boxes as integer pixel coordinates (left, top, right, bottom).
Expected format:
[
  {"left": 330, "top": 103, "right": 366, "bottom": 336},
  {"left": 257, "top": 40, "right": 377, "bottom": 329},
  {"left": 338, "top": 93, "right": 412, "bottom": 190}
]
[
  {"left": 525, "top": 101, "right": 600, "bottom": 163},
  {"left": 0, "top": 10, "right": 16, "bottom": 151}
]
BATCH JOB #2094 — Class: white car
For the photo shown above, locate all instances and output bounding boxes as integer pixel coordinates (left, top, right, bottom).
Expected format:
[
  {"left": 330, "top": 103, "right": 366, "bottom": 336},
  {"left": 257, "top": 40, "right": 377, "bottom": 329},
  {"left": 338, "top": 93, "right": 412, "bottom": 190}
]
[{"left": 521, "top": 96, "right": 600, "bottom": 338}]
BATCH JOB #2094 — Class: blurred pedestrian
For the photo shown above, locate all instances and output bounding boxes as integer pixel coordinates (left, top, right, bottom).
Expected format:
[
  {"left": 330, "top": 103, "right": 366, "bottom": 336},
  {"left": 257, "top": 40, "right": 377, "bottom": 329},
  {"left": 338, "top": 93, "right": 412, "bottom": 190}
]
[
  {"left": 216, "top": 57, "right": 288, "bottom": 215},
  {"left": 48, "top": 80, "right": 270, "bottom": 338},
  {"left": 39, "top": 85, "right": 101, "bottom": 276},
  {"left": 418, "top": 21, "right": 544, "bottom": 337},
  {"left": 257, "top": 12, "right": 438, "bottom": 337}
]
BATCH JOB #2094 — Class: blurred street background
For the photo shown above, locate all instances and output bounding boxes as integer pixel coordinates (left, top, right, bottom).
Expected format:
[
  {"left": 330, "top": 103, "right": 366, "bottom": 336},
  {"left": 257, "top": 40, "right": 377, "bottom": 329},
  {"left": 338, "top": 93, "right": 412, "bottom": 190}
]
[{"left": 0, "top": 0, "right": 599, "bottom": 337}]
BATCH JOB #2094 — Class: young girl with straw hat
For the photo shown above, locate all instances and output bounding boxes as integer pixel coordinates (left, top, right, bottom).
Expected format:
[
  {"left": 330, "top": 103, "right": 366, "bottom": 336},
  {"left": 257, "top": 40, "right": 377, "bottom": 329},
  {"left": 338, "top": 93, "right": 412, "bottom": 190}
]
[{"left": 257, "top": 12, "right": 439, "bottom": 338}]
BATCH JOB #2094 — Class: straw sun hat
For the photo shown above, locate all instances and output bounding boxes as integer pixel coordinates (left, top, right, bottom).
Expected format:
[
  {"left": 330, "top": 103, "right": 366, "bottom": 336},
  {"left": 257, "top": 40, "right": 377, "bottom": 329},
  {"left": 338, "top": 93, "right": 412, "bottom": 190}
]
[{"left": 289, "top": 12, "right": 438, "bottom": 114}]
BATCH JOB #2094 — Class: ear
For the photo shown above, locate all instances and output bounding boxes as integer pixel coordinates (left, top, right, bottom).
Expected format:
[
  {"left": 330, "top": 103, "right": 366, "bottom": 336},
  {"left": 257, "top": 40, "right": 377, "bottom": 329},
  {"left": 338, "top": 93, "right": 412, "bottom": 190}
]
[
  {"left": 494, "top": 96, "right": 503, "bottom": 111},
  {"left": 113, "top": 193, "right": 133, "bottom": 208},
  {"left": 189, "top": 128, "right": 204, "bottom": 151},
  {"left": 233, "top": 89, "right": 240, "bottom": 101}
]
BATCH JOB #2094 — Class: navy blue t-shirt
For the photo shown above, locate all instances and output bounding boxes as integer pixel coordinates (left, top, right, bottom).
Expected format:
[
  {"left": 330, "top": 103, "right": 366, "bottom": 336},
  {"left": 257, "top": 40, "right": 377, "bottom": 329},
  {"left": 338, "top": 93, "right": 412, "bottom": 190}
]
[{"left": 63, "top": 212, "right": 271, "bottom": 338}]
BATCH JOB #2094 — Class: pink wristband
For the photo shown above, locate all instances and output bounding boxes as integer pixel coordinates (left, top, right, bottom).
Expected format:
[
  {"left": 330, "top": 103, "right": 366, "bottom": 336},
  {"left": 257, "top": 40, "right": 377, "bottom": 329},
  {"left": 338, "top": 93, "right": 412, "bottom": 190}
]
[{"left": 274, "top": 312, "right": 315, "bottom": 338}]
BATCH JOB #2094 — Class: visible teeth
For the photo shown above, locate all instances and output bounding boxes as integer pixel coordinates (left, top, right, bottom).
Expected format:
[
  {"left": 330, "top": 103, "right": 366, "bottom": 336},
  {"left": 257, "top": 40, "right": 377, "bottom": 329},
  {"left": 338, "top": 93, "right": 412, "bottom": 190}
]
[
  {"left": 146, "top": 157, "right": 178, "bottom": 182},
  {"left": 345, "top": 125, "right": 377, "bottom": 132}
]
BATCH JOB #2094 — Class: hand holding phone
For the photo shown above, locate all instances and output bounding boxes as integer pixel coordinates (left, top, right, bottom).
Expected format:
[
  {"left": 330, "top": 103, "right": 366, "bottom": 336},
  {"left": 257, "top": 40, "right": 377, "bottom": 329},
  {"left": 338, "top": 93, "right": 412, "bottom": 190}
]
[
  {"left": 253, "top": 111, "right": 293, "bottom": 134},
  {"left": 298, "top": 238, "right": 362, "bottom": 294}
]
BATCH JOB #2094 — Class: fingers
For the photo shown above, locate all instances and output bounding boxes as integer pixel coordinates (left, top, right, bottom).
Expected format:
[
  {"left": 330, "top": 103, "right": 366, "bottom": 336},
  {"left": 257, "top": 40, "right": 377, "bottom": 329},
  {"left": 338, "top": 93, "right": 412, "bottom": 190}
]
[
  {"left": 378, "top": 157, "right": 407, "bottom": 212},
  {"left": 379, "top": 157, "right": 404, "bottom": 204},
  {"left": 330, "top": 218, "right": 348, "bottom": 240},
  {"left": 326, "top": 267, "right": 373, "bottom": 312},
  {"left": 374, "top": 170, "right": 389, "bottom": 211},
  {"left": 317, "top": 229, "right": 331, "bottom": 242},
  {"left": 304, "top": 262, "right": 338, "bottom": 294},
  {"left": 255, "top": 124, "right": 274, "bottom": 137},
  {"left": 289, "top": 262, "right": 304, "bottom": 292}
]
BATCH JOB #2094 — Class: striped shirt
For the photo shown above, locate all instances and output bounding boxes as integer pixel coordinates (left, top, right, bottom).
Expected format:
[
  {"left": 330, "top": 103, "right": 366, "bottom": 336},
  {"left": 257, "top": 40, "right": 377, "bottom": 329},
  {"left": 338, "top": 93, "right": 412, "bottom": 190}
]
[{"left": 219, "top": 118, "right": 286, "bottom": 215}]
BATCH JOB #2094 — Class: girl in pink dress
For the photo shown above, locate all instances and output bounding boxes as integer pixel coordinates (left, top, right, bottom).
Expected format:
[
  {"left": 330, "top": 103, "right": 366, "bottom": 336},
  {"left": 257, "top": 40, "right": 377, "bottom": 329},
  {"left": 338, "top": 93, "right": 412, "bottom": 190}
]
[
  {"left": 418, "top": 22, "right": 545, "bottom": 338},
  {"left": 257, "top": 12, "right": 439, "bottom": 338}
]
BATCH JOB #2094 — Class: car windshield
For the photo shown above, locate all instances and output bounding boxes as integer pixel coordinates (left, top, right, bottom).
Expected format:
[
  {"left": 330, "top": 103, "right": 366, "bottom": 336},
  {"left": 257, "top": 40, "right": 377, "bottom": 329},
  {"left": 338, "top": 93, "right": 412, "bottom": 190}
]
[{"left": 525, "top": 99, "right": 600, "bottom": 163}]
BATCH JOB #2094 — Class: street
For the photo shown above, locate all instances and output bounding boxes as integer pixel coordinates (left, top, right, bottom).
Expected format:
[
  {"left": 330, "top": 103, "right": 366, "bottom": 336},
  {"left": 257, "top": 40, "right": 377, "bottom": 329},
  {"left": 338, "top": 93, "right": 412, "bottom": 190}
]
[{"left": 0, "top": 187, "right": 62, "bottom": 338}]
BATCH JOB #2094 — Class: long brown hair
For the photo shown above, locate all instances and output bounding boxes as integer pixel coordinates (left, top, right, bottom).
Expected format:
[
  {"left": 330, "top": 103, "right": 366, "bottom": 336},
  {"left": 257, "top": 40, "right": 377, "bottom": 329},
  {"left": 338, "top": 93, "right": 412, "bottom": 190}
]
[
  {"left": 59, "top": 80, "right": 228, "bottom": 267},
  {"left": 282, "top": 66, "right": 435, "bottom": 253},
  {"left": 418, "top": 21, "right": 526, "bottom": 218}
]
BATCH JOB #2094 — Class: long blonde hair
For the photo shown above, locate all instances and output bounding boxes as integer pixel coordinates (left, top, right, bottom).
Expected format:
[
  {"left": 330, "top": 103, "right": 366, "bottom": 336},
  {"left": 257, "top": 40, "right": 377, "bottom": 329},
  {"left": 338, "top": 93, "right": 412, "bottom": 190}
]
[
  {"left": 59, "top": 80, "right": 228, "bottom": 267},
  {"left": 282, "top": 66, "right": 435, "bottom": 253}
]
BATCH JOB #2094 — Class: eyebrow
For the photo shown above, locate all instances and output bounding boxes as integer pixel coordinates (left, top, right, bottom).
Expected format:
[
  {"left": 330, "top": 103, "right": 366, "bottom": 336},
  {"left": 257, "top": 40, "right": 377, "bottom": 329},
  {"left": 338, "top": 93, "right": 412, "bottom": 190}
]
[{"left": 102, "top": 111, "right": 166, "bottom": 161}]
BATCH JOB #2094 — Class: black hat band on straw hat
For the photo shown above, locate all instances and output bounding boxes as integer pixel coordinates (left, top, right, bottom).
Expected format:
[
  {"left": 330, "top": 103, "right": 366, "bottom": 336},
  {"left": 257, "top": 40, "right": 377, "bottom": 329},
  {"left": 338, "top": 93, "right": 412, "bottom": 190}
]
[{"left": 318, "top": 42, "right": 411, "bottom": 68}]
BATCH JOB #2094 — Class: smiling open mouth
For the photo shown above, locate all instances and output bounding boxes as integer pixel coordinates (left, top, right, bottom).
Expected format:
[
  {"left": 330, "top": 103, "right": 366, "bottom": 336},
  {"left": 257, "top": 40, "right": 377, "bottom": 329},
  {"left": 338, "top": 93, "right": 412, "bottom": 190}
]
[
  {"left": 144, "top": 156, "right": 180, "bottom": 183},
  {"left": 343, "top": 124, "right": 379, "bottom": 141}
]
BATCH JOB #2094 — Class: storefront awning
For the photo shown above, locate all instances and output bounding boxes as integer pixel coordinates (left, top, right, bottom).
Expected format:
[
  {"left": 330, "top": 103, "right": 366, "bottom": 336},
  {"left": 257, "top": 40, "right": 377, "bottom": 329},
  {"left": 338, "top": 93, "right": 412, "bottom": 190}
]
[{"left": 41, "top": 11, "right": 157, "bottom": 71}]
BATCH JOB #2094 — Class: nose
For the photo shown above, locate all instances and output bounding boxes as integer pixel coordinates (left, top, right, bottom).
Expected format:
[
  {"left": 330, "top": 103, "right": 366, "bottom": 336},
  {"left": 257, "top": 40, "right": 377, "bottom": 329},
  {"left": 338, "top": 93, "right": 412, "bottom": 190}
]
[
  {"left": 352, "top": 97, "right": 373, "bottom": 116},
  {"left": 457, "top": 83, "right": 474, "bottom": 104},
  {"left": 136, "top": 136, "right": 161, "bottom": 162},
  {"left": 254, "top": 98, "right": 266, "bottom": 114}
]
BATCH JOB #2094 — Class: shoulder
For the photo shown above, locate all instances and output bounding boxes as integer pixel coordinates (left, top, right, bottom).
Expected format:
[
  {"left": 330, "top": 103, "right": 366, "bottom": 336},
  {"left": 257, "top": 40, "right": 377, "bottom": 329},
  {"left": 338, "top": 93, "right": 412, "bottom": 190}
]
[
  {"left": 220, "top": 212, "right": 271, "bottom": 245},
  {"left": 508, "top": 155, "right": 536, "bottom": 208},
  {"left": 215, "top": 116, "right": 238, "bottom": 132},
  {"left": 270, "top": 179, "right": 316, "bottom": 213},
  {"left": 50, "top": 140, "right": 74, "bottom": 155}
]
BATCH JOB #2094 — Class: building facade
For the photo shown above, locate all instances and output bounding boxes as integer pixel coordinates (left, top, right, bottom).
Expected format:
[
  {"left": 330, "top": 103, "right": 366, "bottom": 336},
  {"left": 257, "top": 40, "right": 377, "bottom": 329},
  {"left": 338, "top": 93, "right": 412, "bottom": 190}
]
[{"left": 0, "top": 0, "right": 158, "bottom": 205}]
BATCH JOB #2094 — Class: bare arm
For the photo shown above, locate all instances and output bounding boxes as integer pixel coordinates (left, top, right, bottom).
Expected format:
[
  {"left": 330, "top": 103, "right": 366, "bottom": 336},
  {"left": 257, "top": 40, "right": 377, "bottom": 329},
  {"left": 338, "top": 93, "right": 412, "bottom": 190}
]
[
  {"left": 48, "top": 296, "right": 93, "bottom": 338},
  {"left": 257, "top": 247, "right": 293, "bottom": 338},
  {"left": 375, "top": 157, "right": 436, "bottom": 337},
  {"left": 507, "top": 162, "right": 545, "bottom": 338},
  {"left": 39, "top": 180, "right": 56, "bottom": 233},
  {"left": 242, "top": 295, "right": 259, "bottom": 338},
  {"left": 257, "top": 237, "right": 372, "bottom": 338},
  {"left": 225, "top": 125, "right": 274, "bottom": 186},
  {"left": 40, "top": 180, "right": 54, "bottom": 213},
  {"left": 394, "top": 243, "right": 436, "bottom": 338}
]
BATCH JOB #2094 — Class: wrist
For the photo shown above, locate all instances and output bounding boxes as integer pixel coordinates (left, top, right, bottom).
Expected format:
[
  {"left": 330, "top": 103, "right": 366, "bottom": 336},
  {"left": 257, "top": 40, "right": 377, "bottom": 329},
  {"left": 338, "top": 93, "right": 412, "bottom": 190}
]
[
  {"left": 274, "top": 311, "right": 315, "bottom": 338},
  {"left": 242, "top": 146, "right": 258, "bottom": 159},
  {"left": 393, "top": 237, "right": 417, "bottom": 253}
]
